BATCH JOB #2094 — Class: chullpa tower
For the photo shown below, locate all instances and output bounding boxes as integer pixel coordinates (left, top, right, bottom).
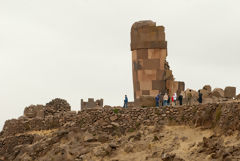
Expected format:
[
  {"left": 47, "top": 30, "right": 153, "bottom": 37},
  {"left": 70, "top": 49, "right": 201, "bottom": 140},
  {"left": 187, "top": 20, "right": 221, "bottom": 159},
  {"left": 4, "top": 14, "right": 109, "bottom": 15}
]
[{"left": 130, "top": 20, "right": 185, "bottom": 101}]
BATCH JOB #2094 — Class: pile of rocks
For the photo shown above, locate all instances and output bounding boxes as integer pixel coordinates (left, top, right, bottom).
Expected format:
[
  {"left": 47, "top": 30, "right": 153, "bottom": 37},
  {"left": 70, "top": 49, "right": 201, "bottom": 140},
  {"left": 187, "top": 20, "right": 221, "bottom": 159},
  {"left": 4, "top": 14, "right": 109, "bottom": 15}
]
[{"left": 184, "top": 85, "right": 237, "bottom": 104}]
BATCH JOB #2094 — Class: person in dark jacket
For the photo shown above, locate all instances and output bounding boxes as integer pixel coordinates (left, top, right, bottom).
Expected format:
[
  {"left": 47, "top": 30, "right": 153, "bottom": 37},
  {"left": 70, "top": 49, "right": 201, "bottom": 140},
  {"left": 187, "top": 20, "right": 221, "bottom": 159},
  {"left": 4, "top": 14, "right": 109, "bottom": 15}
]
[
  {"left": 123, "top": 95, "right": 128, "bottom": 108},
  {"left": 198, "top": 90, "right": 203, "bottom": 104},
  {"left": 167, "top": 96, "right": 171, "bottom": 106},
  {"left": 155, "top": 94, "right": 160, "bottom": 107},
  {"left": 159, "top": 93, "right": 163, "bottom": 107},
  {"left": 178, "top": 94, "right": 183, "bottom": 106}
]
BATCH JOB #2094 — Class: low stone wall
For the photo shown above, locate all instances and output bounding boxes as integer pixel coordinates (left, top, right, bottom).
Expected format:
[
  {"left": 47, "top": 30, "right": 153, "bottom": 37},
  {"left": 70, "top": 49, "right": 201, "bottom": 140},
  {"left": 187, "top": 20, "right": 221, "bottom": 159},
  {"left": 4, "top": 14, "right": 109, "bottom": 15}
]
[{"left": 1, "top": 101, "right": 240, "bottom": 137}]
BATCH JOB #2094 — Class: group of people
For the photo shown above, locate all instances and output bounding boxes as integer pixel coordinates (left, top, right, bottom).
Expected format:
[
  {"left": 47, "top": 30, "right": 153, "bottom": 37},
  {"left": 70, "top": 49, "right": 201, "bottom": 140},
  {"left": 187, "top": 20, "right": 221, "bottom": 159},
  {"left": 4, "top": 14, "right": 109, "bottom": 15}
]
[
  {"left": 123, "top": 90, "right": 203, "bottom": 108},
  {"left": 155, "top": 93, "right": 180, "bottom": 107},
  {"left": 155, "top": 90, "right": 203, "bottom": 107}
]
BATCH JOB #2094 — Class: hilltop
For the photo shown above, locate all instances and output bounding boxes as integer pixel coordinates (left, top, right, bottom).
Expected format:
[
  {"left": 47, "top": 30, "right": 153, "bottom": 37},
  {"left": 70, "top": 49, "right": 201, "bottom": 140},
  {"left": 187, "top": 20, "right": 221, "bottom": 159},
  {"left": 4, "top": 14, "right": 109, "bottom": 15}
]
[{"left": 1, "top": 98, "right": 240, "bottom": 161}]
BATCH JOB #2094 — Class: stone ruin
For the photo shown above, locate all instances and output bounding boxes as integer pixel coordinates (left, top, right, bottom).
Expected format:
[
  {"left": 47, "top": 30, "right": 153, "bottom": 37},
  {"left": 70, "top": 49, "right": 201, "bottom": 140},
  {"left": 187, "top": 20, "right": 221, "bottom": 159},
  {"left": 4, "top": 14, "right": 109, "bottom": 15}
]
[
  {"left": 81, "top": 98, "right": 104, "bottom": 109},
  {"left": 131, "top": 20, "right": 185, "bottom": 101}
]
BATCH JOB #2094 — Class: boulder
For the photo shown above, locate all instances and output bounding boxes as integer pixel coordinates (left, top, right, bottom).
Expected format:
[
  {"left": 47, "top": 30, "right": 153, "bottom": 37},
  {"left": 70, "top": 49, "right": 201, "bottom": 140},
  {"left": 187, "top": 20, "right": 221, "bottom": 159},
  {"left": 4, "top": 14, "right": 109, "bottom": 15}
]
[
  {"left": 211, "top": 88, "right": 224, "bottom": 98},
  {"left": 184, "top": 89, "right": 198, "bottom": 99},
  {"left": 137, "top": 96, "right": 155, "bottom": 107},
  {"left": 224, "top": 86, "right": 236, "bottom": 98},
  {"left": 203, "top": 85, "right": 212, "bottom": 93},
  {"left": 236, "top": 94, "right": 240, "bottom": 99},
  {"left": 199, "top": 89, "right": 210, "bottom": 98}
]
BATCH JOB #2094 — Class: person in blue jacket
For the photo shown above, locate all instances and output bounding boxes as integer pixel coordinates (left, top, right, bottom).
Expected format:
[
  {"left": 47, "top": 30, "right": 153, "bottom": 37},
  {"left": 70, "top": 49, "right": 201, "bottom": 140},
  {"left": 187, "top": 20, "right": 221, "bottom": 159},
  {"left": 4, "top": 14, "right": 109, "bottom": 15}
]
[
  {"left": 123, "top": 95, "right": 128, "bottom": 108},
  {"left": 155, "top": 94, "right": 160, "bottom": 107}
]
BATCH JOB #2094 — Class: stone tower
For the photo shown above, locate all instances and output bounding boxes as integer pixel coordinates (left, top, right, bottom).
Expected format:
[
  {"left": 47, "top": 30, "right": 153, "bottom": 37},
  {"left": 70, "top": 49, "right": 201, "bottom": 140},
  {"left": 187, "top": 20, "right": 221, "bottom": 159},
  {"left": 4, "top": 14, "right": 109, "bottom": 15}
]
[{"left": 131, "top": 20, "right": 185, "bottom": 101}]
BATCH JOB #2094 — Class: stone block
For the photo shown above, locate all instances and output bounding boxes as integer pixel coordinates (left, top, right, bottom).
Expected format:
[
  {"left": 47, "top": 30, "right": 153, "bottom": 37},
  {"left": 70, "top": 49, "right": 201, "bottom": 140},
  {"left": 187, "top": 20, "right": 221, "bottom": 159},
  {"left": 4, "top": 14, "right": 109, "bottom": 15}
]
[
  {"left": 165, "top": 70, "right": 173, "bottom": 80},
  {"left": 137, "top": 49, "right": 148, "bottom": 59},
  {"left": 135, "top": 90, "right": 141, "bottom": 99},
  {"left": 178, "top": 82, "right": 185, "bottom": 92},
  {"left": 211, "top": 88, "right": 224, "bottom": 98},
  {"left": 142, "top": 90, "right": 150, "bottom": 95},
  {"left": 148, "top": 49, "right": 160, "bottom": 59},
  {"left": 236, "top": 94, "right": 240, "bottom": 99},
  {"left": 131, "top": 41, "right": 167, "bottom": 51},
  {"left": 156, "top": 70, "right": 165, "bottom": 80},
  {"left": 152, "top": 80, "right": 165, "bottom": 91},
  {"left": 172, "top": 81, "right": 179, "bottom": 94},
  {"left": 142, "top": 59, "right": 160, "bottom": 70},
  {"left": 136, "top": 81, "right": 140, "bottom": 90},
  {"left": 224, "top": 86, "right": 236, "bottom": 98},
  {"left": 137, "top": 96, "right": 155, "bottom": 107},
  {"left": 132, "top": 50, "right": 137, "bottom": 61},
  {"left": 150, "top": 90, "right": 160, "bottom": 96},
  {"left": 138, "top": 70, "right": 156, "bottom": 81},
  {"left": 159, "top": 49, "right": 167, "bottom": 70},
  {"left": 140, "top": 81, "right": 152, "bottom": 90}
]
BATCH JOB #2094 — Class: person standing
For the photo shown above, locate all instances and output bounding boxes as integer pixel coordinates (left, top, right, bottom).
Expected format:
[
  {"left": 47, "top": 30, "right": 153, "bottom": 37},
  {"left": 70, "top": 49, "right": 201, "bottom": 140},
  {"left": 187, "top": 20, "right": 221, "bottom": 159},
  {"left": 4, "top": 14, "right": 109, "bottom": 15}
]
[
  {"left": 123, "top": 95, "right": 128, "bottom": 108},
  {"left": 173, "top": 93, "right": 177, "bottom": 105},
  {"left": 171, "top": 95, "right": 174, "bottom": 106},
  {"left": 167, "top": 95, "right": 171, "bottom": 106},
  {"left": 198, "top": 90, "right": 203, "bottom": 104},
  {"left": 178, "top": 94, "right": 183, "bottom": 106},
  {"left": 186, "top": 90, "right": 192, "bottom": 106},
  {"left": 163, "top": 93, "right": 168, "bottom": 106},
  {"left": 159, "top": 93, "right": 163, "bottom": 107},
  {"left": 155, "top": 94, "right": 160, "bottom": 107}
]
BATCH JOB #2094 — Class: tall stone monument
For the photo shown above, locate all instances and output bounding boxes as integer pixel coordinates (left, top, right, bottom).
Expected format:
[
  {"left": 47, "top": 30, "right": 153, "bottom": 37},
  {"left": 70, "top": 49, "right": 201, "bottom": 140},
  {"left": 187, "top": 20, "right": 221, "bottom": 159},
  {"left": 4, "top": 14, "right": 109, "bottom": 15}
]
[{"left": 131, "top": 20, "right": 185, "bottom": 101}]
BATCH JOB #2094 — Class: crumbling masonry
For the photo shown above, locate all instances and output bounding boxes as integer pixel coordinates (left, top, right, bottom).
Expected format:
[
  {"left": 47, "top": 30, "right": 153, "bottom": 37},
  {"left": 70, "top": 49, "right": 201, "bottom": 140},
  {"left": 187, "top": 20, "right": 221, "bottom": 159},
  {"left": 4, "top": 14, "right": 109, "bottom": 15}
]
[{"left": 131, "top": 20, "right": 185, "bottom": 100}]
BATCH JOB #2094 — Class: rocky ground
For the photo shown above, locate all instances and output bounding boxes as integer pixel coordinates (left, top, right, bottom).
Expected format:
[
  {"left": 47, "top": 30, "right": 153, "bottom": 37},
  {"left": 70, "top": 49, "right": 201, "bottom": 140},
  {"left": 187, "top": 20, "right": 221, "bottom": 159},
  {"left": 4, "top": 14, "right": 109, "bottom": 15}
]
[{"left": 1, "top": 98, "right": 240, "bottom": 161}]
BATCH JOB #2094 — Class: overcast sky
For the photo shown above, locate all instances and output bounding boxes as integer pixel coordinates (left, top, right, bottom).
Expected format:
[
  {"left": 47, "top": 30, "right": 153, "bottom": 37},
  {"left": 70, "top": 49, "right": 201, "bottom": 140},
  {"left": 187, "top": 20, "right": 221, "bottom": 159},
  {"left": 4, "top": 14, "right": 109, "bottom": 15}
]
[{"left": 0, "top": 0, "right": 240, "bottom": 130}]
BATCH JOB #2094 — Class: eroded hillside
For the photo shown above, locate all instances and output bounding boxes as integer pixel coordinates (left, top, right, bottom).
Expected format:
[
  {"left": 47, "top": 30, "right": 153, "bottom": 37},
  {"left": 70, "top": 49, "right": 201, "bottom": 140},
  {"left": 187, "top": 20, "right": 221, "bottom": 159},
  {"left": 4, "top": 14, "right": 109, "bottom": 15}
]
[{"left": 1, "top": 99, "right": 240, "bottom": 161}]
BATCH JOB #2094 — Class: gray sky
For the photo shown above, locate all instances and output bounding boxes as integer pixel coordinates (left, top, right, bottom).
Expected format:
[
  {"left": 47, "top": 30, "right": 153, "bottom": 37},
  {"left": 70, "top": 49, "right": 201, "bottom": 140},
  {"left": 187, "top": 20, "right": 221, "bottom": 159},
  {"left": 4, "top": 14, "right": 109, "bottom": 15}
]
[{"left": 1, "top": 0, "right": 240, "bottom": 130}]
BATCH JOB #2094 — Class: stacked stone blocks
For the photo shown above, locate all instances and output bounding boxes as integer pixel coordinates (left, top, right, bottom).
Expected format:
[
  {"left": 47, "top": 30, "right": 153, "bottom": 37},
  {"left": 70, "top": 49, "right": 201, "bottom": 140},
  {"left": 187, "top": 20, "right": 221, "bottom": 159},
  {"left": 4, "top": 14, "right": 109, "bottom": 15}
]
[
  {"left": 131, "top": 20, "right": 185, "bottom": 100},
  {"left": 81, "top": 98, "right": 103, "bottom": 110}
]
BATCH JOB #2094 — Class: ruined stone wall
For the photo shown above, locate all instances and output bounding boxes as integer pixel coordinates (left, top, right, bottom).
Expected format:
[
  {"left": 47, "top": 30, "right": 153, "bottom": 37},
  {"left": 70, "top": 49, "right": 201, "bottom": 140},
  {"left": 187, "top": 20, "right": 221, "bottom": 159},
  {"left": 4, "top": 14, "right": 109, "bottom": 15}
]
[
  {"left": 81, "top": 98, "right": 103, "bottom": 110},
  {"left": 2, "top": 101, "right": 240, "bottom": 138},
  {"left": 131, "top": 20, "right": 185, "bottom": 100}
]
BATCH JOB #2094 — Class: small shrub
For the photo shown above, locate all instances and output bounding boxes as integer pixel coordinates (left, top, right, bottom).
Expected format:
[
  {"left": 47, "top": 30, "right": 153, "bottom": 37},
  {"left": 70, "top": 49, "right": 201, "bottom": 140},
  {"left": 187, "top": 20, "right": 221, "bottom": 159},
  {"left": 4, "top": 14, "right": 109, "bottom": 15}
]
[
  {"left": 113, "top": 109, "right": 119, "bottom": 114},
  {"left": 128, "top": 128, "right": 135, "bottom": 132},
  {"left": 135, "top": 122, "right": 141, "bottom": 129}
]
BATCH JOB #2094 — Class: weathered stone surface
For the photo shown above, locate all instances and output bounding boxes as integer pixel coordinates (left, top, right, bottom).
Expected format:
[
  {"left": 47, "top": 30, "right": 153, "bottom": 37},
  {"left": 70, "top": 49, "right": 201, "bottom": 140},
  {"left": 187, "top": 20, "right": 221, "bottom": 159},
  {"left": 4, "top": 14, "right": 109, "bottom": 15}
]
[
  {"left": 81, "top": 98, "right": 103, "bottom": 109},
  {"left": 46, "top": 98, "right": 71, "bottom": 112},
  {"left": 24, "top": 105, "right": 45, "bottom": 118},
  {"left": 2, "top": 99, "right": 240, "bottom": 160},
  {"left": 199, "top": 89, "right": 210, "bottom": 98},
  {"left": 131, "top": 20, "right": 185, "bottom": 100},
  {"left": 203, "top": 85, "right": 212, "bottom": 92},
  {"left": 224, "top": 86, "right": 236, "bottom": 98},
  {"left": 137, "top": 96, "right": 155, "bottom": 107},
  {"left": 211, "top": 88, "right": 224, "bottom": 98},
  {"left": 236, "top": 94, "right": 240, "bottom": 99}
]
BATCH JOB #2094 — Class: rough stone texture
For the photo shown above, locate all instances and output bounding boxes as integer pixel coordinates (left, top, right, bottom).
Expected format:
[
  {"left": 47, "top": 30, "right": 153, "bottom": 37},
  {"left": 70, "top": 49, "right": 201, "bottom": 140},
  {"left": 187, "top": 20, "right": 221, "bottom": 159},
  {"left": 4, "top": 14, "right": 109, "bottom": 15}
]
[
  {"left": 136, "top": 96, "right": 155, "bottom": 107},
  {"left": 211, "top": 88, "right": 224, "bottom": 98},
  {"left": 2, "top": 100, "right": 240, "bottom": 160},
  {"left": 46, "top": 98, "right": 71, "bottom": 112},
  {"left": 203, "top": 85, "right": 212, "bottom": 92},
  {"left": 131, "top": 20, "right": 185, "bottom": 100},
  {"left": 224, "top": 86, "right": 236, "bottom": 98},
  {"left": 24, "top": 105, "right": 45, "bottom": 118},
  {"left": 199, "top": 89, "right": 210, "bottom": 98},
  {"left": 236, "top": 94, "right": 240, "bottom": 99},
  {"left": 81, "top": 98, "right": 104, "bottom": 110}
]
